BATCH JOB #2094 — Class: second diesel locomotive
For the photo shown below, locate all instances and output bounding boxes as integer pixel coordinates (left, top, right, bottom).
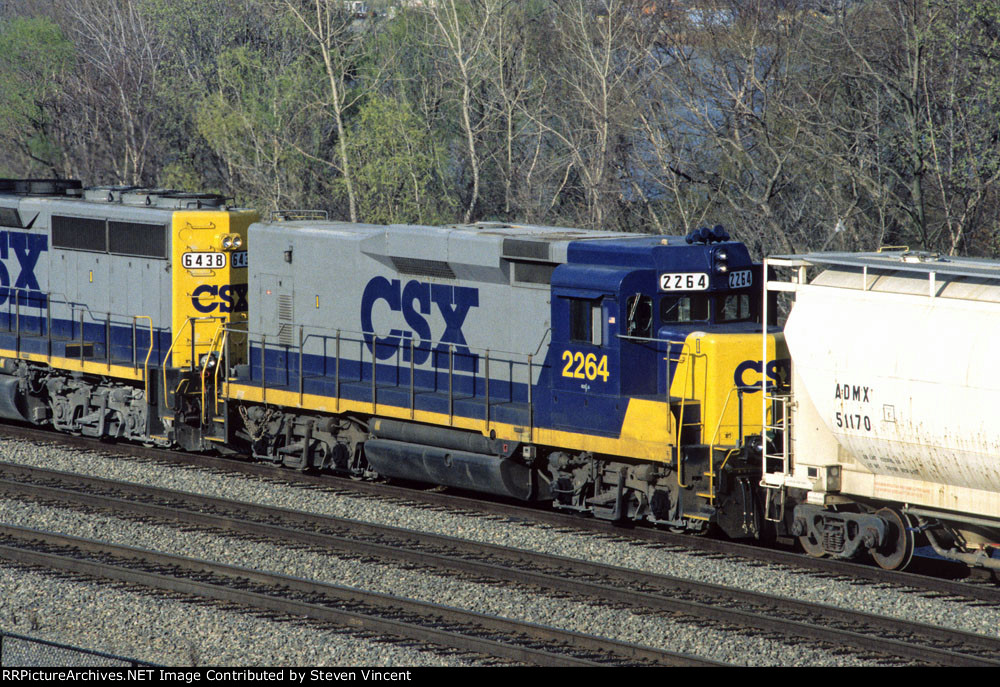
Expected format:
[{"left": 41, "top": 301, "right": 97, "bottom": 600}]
[
  {"left": 0, "top": 179, "right": 255, "bottom": 449},
  {"left": 226, "top": 218, "right": 786, "bottom": 537},
  {"left": 0, "top": 179, "right": 785, "bottom": 542}
]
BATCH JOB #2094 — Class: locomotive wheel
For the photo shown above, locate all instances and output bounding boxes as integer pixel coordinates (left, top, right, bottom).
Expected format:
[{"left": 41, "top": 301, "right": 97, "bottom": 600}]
[{"left": 871, "top": 508, "right": 914, "bottom": 571}]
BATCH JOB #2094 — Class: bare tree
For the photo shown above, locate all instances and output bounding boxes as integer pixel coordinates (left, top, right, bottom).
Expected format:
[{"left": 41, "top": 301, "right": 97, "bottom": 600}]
[
  {"left": 66, "top": 0, "right": 165, "bottom": 184},
  {"left": 281, "top": 0, "right": 369, "bottom": 221},
  {"left": 423, "top": 0, "right": 501, "bottom": 223}
]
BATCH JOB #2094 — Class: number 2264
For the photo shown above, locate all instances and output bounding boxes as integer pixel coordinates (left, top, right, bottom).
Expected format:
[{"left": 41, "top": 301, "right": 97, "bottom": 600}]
[{"left": 561, "top": 351, "right": 610, "bottom": 382}]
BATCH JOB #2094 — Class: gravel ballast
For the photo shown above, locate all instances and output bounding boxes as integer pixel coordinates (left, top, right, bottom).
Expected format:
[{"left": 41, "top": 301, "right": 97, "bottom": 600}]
[{"left": 1, "top": 436, "right": 998, "bottom": 667}]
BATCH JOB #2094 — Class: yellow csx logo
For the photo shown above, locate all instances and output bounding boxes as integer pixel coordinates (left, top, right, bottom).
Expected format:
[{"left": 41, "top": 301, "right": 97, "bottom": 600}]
[{"left": 191, "top": 283, "right": 248, "bottom": 313}]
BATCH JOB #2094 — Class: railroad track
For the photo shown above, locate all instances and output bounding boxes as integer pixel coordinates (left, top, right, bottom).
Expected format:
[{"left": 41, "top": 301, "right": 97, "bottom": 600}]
[
  {"left": 3, "top": 462, "right": 999, "bottom": 667},
  {"left": 2, "top": 422, "right": 996, "bottom": 604},
  {"left": 0, "top": 522, "right": 715, "bottom": 667}
]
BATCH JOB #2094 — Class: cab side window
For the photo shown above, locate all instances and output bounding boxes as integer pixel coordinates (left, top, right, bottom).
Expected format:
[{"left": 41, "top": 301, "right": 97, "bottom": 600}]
[
  {"left": 660, "top": 295, "right": 709, "bottom": 323},
  {"left": 626, "top": 294, "right": 653, "bottom": 339},
  {"left": 569, "top": 298, "right": 603, "bottom": 345}
]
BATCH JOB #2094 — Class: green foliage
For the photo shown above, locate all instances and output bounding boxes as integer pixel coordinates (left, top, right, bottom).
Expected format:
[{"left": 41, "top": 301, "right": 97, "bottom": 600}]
[
  {"left": 0, "top": 16, "right": 74, "bottom": 174},
  {"left": 142, "top": 0, "right": 307, "bottom": 192},
  {"left": 160, "top": 157, "right": 213, "bottom": 192},
  {"left": 342, "top": 95, "right": 456, "bottom": 224},
  {"left": 196, "top": 45, "right": 323, "bottom": 210}
]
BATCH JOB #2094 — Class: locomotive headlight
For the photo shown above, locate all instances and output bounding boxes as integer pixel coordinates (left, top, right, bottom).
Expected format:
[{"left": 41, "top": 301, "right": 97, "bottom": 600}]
[
  {"left": 713, "top": 247, "right": 729, "bottom": 274},
  {"left": 232, "top": 235, "right": 243, "bottom": 249},
  {"left": 222, "top": 235, "right": 234, "bottom": 250}
]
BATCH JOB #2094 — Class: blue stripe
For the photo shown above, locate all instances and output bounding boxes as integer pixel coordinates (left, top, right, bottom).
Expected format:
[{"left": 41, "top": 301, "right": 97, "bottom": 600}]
[{"left": 0, "top": 312, "right": 172, "bottom": 367}]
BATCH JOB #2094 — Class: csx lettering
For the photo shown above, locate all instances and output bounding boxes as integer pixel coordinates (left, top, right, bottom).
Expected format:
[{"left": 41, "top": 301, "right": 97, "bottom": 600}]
[
  {"left": 0, "top": 230, "right": 47, "bottom": 307},
  {"left": 734, "top": 358, "right": 790, "bottom": 393},
  {"left": 834, "top": 383, "right": 870, "bottom": 402},
  {"left": 360, "top": 277, "right": 479, "bottom": 372},
  {"left": 191, "top": 283, "right": 248, "bottom": 313}
]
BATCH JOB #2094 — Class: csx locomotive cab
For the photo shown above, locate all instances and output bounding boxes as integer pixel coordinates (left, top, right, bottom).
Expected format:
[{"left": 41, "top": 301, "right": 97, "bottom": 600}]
[{"left": 545, "top": 227, "right": 787, "bottom": 535}]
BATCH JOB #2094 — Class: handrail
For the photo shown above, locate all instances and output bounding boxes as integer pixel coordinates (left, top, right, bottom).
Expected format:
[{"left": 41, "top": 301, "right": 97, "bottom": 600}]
[
  {"left": 672, "top": 343, "right": 691, "bottom": 488},
  {"left": 224, "top": 321, "right": 543, "bottom": 438},
  {"left": 161, "top": 315, "right": 223, "bottom": 411},
  {"left": 704, "top": 385, "right": 750, "bottom": 504},
  {"left": 762, "top": 392, "right": 792, "bottom": 481},
  {"left": 532, "top": 327, "right": 552, "bottom": 357},
  {"left": 4, "top": 292, "right": 157, "bottom": 383},
  {"left": 669, "top": 339, "right": 706, "bottom": 489},
  {"left": 134, "top": 316, "right": 154, "bottom": 401},
  {"left": 622, "top": 331, "right": 706, "bottom": 488},
  {"left": 201, "top": 319, "right": 229, "bottom": 423},
  {"left": 216, "top": 329, "right": 231, "bottom": 413}
]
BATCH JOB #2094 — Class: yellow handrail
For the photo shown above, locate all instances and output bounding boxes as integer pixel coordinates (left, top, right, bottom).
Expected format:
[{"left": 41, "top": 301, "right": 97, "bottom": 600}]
[
  {"left": 669, "top": 339, "right": 706, "bottom": 489},
  {"left": 200, "top": 319, "right": 228, "bottom": 423},
  {"left": 213, "top": 329, "right": 229, "bottom": 416},
  {"left": 704, "top": 385, "right": 746, "bottom": 503},
  {"left": 161, "top": 316, "right": 222, "bottom": 411}
]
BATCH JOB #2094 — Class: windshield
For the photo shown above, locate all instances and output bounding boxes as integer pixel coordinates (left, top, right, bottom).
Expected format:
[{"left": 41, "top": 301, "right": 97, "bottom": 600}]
[
  {"left": 716, "top": 293, "right": 754, "bottom": 323},
  {"left": 660, "top": 294, "right": 710, "bottom": 323},
  {"left": 658, "top": 292, "right": 756, "bottom": 325}
]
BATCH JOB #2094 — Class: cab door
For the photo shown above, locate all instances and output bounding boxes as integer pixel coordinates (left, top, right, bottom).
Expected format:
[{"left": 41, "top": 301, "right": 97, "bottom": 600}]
[{"left": 550, "top": 294, "right": 618, "bottom": 433}]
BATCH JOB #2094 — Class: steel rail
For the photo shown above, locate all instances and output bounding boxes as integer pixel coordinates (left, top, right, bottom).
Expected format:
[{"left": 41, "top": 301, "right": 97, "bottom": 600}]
[
  {"left": 1, "top": 422, "right": 997, "bottom": 606},
  {"left": 0, "top": 523, "right": 717, "bottom": 667},
  {"left": 2, "top": 464, "right": 998, "bottom": 667}
]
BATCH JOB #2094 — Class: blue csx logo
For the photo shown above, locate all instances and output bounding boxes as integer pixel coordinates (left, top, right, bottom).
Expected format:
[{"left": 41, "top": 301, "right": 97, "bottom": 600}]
[
  {"left": 0, "top": 230, "right": 47, "bottom": 307},
  {"left": 191, "top": 283, "right": 248, "bottom": 313},
  {"left": 734, "top": 359, "right": 791, "bottom": 393},
  {"left": 361, "top": 277, "right": 479, "bottom": 371}
]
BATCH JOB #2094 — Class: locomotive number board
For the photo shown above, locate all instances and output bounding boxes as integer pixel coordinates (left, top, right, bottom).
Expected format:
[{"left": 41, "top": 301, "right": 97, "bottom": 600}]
[
  {"left": 728, "top": 270, "right": 752, "bottom": 288},
  {"left": 659, "top": 272, "right": 709, "bottom": 291},
  {"left": 182, "top": 252, "right": 226, "bottom": 269}
]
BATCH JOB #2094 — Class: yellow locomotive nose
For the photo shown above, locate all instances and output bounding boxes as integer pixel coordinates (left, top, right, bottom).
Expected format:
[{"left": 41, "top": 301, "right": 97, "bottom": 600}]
[
  {"left": 668, "top": 330, "right": 788, "bottom": 447},
  {"left": 172, "top": 212, "right": 256, "bottom": 369}
]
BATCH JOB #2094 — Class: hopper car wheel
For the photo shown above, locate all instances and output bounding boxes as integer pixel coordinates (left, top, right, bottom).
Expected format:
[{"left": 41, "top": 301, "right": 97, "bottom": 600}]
[
  {"left": 871, "top": 508, "right": 914, "bottom": 571},
  {"left": 798, "top": 530, "right": 827, "bottom": 558}
]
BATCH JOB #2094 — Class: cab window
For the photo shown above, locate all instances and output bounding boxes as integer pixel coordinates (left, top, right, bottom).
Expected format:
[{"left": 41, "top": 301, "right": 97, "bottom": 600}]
[
  {"left": 660, "top": 294, "right": 709, "bottom": 323},
  {"left": 568, "top": 298, "right": 603, "bottom": 345},
  {"left": 716, "top": 293, "right": 754, "bottom": 322},
  {"left": 625, "top": 294, "right": 653, "bottom": 339}
]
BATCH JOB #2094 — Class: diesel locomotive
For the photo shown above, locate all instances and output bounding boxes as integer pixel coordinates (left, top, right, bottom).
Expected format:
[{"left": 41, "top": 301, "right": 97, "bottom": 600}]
[
  {"left": 226, "top": 217, "right": 785, "bottom": 539},
  {"left": 0, "top": 178, "right": 784, "bottom": 543}
]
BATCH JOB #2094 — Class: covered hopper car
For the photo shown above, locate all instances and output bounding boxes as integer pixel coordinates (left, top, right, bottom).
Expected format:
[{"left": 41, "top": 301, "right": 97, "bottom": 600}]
[{"left": 764, "top": 251, "right": 1000, "bottom": 571}]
